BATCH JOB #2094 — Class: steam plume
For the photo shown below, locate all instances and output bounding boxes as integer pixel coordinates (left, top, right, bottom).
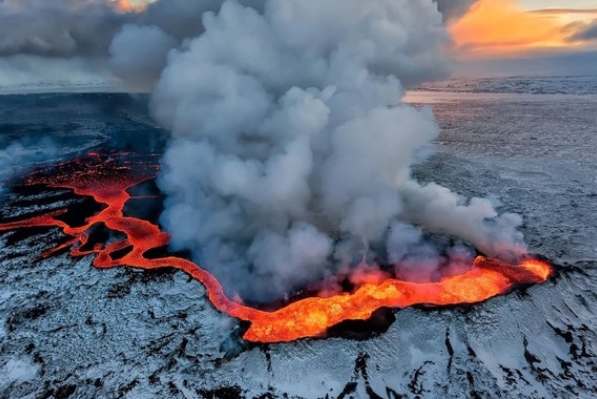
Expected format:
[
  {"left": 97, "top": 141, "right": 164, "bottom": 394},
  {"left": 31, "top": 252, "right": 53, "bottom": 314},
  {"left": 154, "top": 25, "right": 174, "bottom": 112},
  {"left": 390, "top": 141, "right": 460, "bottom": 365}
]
[
  {"left": 0, "top": 0, "right": 527, "bottom": 301},
  {"left": 0, "top": 139, "right": 59, "bottom": 193},
  {"left": 0, "top": 0, "right": 480, "bottom": 90},
  {"left": 150, "top": 0, "right": 526, "bottom": 301}
]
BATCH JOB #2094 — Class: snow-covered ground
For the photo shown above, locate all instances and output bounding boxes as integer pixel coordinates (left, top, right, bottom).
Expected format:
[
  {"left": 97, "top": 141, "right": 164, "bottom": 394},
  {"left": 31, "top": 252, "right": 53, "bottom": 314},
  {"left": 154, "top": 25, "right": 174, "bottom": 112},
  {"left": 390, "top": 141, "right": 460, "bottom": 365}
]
[{"left": 0, "top": 84, "right": 596, "bottom": 398}]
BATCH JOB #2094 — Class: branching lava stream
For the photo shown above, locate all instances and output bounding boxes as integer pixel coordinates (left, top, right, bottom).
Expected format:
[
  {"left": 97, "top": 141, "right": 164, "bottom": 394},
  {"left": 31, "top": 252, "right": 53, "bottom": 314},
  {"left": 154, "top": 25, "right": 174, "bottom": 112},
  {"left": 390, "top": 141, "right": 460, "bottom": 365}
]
[{"left": 0, "top": 153, "right": 554, "bottom": 343}]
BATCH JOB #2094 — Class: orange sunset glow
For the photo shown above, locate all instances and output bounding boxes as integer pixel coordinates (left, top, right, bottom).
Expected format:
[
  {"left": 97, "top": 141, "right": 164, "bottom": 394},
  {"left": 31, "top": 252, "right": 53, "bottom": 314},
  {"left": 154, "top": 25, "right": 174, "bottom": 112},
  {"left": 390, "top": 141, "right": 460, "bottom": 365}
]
[
  {"left": 450, "top": 0, "right": 595, "bottom": 56},
  {"left": 113, "top": 0, "right": 147, "bottom": 12}
]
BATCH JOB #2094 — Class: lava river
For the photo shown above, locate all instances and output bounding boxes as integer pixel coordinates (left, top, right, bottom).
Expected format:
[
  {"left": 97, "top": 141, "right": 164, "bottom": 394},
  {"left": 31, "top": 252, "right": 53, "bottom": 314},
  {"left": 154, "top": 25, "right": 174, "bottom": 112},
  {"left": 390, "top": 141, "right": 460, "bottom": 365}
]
[{"left": 0, "top": 153, "right": 554, "bottom": 343}]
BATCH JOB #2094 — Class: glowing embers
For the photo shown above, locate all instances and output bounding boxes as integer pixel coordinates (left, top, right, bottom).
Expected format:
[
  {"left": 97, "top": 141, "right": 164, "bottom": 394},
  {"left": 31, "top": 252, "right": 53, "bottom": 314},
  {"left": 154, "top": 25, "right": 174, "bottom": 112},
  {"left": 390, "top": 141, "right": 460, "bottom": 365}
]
[{"left": 0, "top": 153, "right": 554, "bottom": 343}]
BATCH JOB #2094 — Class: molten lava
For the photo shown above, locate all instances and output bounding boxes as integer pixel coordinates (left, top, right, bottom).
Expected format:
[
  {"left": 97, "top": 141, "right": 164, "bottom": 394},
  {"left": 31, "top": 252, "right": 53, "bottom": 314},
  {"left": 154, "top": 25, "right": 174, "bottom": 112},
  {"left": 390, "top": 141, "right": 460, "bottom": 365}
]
[{"left": 0, "top": 153, "right": 554, "bottom": 343}]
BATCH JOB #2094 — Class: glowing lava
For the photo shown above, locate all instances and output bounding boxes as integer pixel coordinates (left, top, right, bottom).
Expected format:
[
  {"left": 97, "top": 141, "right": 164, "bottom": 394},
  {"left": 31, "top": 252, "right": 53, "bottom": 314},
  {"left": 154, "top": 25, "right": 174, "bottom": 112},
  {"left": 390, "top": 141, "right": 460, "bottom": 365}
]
[{"left": 0, "top": 154, "right": 554, "bottom": 343}]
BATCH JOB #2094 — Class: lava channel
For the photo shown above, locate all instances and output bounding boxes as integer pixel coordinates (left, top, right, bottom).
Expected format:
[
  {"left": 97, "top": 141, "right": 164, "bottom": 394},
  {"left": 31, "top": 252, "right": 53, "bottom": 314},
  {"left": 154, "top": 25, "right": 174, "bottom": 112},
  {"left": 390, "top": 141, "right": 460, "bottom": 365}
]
[{"left": 0, "top": 153, "right": 554, "bottom": 343}]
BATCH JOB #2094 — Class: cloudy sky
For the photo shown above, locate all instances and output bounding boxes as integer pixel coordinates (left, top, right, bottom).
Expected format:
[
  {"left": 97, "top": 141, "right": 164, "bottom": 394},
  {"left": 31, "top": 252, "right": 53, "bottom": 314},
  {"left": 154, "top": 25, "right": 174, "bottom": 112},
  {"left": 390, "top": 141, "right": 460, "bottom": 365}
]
[
  {"left": 448, "top": 0, "right": 597, "bottom": 76},
  {"left": 0, "top": 0, "right": 595, "bottom": 89},
  {"left": 122, "top": 0, "right": 597, "bottom": 70},
  {"left": 452, "top": 0, "right": 597, "bottom": 54},
  {"left": 521, "top": 0, "right": 596, "bottom": 9}
]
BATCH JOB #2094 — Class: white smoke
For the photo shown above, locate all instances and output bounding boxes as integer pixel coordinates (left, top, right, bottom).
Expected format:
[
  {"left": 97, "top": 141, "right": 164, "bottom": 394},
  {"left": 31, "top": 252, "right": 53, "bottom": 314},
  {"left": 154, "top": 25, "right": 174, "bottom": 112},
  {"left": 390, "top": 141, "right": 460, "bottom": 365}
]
[
  {"left": 109, "top": 24, "right": 177, "bottom": 90},
  {"left": 0, "top": 0, "right": 480, "bottom": 90},
  {"left": 150, "top": 0, "right": 527, "bottom": 302},
  {"left": 107, "top": 0, "right": 472, "bottom": 90},
  {"left": 0, "top": 0, "right": 527, "bottom": 301},
  {"left": 0, "top": 139, "right": 59, "bottom": 193}
]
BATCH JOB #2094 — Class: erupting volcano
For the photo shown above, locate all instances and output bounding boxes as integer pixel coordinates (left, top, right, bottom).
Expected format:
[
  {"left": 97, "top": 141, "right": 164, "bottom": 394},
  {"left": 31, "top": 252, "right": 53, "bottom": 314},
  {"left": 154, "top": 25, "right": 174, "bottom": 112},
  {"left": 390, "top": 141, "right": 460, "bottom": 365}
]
[{"left": 0, "top": 153, "right": 553, "bottom": 343}]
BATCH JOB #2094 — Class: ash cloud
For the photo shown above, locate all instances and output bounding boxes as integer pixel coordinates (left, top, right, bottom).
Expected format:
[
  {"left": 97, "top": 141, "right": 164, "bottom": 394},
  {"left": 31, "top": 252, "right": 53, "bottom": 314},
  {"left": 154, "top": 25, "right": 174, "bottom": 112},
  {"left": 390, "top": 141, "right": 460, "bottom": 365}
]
[{"left": 152, "top": 0, "right": 526, "bottom": 301}]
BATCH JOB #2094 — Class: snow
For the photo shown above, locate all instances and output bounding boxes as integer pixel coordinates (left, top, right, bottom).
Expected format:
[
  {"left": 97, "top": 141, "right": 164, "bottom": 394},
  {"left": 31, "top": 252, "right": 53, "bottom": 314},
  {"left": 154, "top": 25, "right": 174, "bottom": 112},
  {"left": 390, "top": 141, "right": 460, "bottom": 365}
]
[{"left": 0, "top": 358, "right": 39, "bottom": 386}]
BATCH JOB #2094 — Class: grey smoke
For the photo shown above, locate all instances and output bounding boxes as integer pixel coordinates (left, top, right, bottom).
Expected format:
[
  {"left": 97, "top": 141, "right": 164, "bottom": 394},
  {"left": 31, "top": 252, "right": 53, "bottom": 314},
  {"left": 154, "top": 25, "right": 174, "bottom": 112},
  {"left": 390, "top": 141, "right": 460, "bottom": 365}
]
[
  {"left": 109, "top": 24, "right": 177, "bottom": 90},
  {"left": 0, "top": 0, "right": 477, "bottom": 90},
  {"left": 0, "top": 0, "right": 130, "bottom": 88},
  {"left": 108, "top": 0, "right": 267, "bottom": 89},
  {"left": 0, "top": 0, "right": 527, "bottom": 301},
  {"left": 152, "top": 0, "right": 526, "bottom": 301},
  {"left": 0, "top": 0, "right": 266, "bottom": 89},
  {"left": 0, "top": 0, "right": 127, "bottom": 57},
  {"left": 435, "top": 0, "right": 478, "bottom": 21},
  {"left": 386, "top": 222, "right": 475, "bottom": 283},
  {"left": 0, "top": 139, "right": 59, "bottom": 192}
]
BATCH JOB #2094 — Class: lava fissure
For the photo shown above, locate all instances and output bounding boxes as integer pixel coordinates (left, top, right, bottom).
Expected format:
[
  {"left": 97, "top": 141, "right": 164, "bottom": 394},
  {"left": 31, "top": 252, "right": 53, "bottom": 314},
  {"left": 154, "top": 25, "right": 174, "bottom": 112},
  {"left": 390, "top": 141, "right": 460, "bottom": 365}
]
[{"left": 0, "top": 154, "right": 554, "bottom": 343}]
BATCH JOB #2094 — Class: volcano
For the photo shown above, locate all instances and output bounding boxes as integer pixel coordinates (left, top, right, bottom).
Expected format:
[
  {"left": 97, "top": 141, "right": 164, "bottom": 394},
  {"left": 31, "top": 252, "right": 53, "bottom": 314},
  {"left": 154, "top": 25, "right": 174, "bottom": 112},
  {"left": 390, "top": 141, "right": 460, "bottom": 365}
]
[
  {"left": 0, "top": 152, "right": 552, "bottom": 344},
  {"left": 0, "top": 92, "right": 595, "bottom": 399}
]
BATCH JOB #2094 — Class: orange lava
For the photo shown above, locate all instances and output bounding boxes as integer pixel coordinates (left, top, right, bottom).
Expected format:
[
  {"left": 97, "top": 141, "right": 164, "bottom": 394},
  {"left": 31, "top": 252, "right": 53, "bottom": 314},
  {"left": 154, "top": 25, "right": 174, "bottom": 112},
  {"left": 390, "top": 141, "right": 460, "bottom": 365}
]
[{"left": 0, "top": 154, "right": 554, "bottom": 343}]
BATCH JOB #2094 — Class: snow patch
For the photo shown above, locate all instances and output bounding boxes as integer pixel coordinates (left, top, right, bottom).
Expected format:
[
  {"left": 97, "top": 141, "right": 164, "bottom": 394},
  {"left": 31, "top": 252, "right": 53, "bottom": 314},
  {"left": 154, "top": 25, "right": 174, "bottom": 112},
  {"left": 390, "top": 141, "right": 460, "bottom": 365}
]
[{"left": 0, "top": 358, "right": 39, "bottom": 386}]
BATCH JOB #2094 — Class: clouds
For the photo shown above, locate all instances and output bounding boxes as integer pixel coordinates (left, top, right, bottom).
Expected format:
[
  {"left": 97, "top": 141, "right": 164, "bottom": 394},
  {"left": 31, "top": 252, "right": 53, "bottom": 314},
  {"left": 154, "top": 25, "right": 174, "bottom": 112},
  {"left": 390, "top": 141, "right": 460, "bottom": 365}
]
[
  {"left": 450, "top": 0, "right": 597, "bottom": 57},
  {"left": 570, "top": 20, "right": 597, "bottom": 41},
  {"left": 0, "top": 0, "right": 593, "bottom": 90},
  {"left": 0, "top": 0, "right": 204, "bottom": 88},
  {"left": 0, "top": 0, "right": 128, "bottom": 57},
  {"left": 0, "top": 0, "right": 130, "bottom": 88},
  {"left": 0, "top": 55, "right": 114, "bottom": 91},
  {"left": 435, "top": 0, "right": 478, "bottom": 21},
  {"left": 0, "top": 0, "right": 478, "bottom": 91}
]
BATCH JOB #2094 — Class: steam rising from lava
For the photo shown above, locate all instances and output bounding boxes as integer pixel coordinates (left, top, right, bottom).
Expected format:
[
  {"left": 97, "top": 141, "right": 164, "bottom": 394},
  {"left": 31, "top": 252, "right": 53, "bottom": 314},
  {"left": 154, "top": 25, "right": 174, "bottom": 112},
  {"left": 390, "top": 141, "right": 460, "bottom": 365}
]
[
  {"left": 0, "top": 139, "right": 59, "bottom": 193},
  {"left": 144, "top": 0, "right": 527, "bottom": 302},
  {"left": 0, "top": 154, "right": 553, "bottom": 343},
  {"left": 0, "top": 0, "right": 555, "bottom": 343},
  {"left": 0, "top": 0, "right": 527, "bottom": 303}
]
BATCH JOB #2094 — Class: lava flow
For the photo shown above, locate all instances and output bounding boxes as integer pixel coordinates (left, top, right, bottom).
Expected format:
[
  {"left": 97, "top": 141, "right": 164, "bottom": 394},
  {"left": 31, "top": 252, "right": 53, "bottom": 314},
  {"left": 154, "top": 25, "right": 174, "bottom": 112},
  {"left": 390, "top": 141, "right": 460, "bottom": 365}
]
[{"left": 0, "top": 153, "right": 554, "bottom": 343}]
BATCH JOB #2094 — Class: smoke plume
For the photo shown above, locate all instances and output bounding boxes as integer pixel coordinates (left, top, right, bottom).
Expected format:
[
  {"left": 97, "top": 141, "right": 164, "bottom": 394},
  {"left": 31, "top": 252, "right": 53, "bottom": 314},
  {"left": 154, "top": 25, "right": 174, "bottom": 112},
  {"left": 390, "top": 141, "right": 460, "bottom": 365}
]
[
  {"left": 0, "top": 139, "right": 59, "bottom": 193},
  {"left": 0, "top": 0, "right": 480, "bottom": 90},
  {"left": 149, "top": 0, "right": 526, "bottom": 301},
  {"left": 0, "top": 0, "right": 527, "bottom": 301}
]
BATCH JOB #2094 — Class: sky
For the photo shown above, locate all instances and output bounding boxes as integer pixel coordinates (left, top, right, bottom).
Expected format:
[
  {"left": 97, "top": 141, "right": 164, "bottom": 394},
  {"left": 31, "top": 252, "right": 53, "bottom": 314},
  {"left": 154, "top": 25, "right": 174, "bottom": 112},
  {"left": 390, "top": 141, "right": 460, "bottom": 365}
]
[
  {"left": 448, "top": 0, "right": 597, "bottom": 76},
  {"left": 520, "top": 0, "right": 597, "bottom": 9},
  {"left": 85, "top": 0, "right": 597, "bottom": 78},
  {"left": 451, "top": 0, "right": 597, "bottom": 55},
  {"left": 0, "top": 0, "right": 595, "bottom": 90},
  {"left": 125, "top": 0, "right": 597, "bottom": 58}
]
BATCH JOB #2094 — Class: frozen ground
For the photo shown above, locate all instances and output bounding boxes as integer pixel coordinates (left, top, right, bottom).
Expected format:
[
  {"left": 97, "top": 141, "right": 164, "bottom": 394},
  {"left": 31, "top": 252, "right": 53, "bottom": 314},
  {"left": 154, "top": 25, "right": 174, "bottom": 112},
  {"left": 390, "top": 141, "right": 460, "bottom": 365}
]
[
  {"left": 417, "top": 75, "right": 597, "bottom": 96},
  {"left": 0, "top": 85, "right": 596, "bottom": 398}
]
